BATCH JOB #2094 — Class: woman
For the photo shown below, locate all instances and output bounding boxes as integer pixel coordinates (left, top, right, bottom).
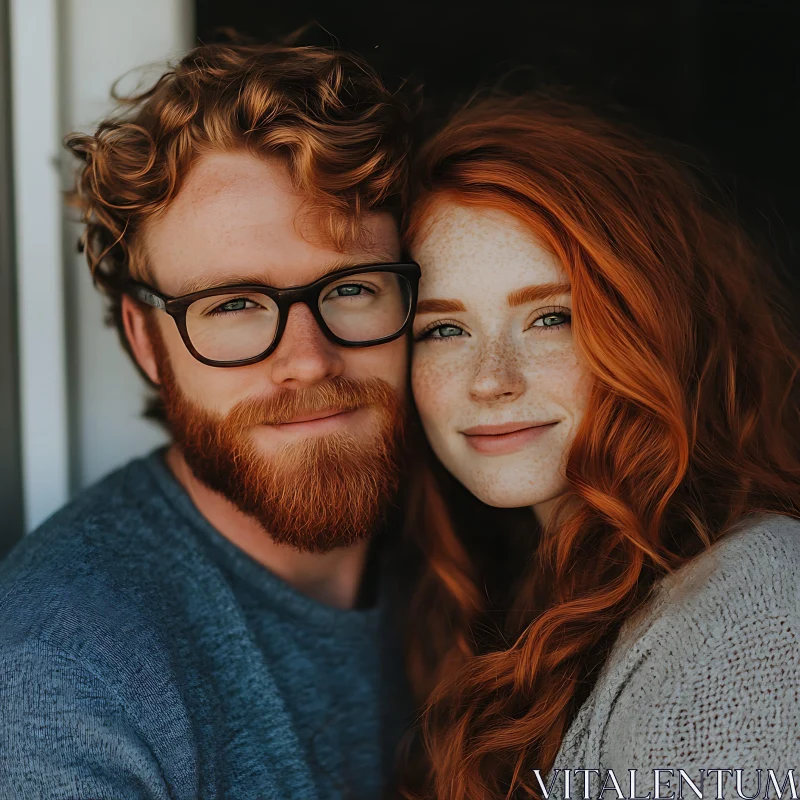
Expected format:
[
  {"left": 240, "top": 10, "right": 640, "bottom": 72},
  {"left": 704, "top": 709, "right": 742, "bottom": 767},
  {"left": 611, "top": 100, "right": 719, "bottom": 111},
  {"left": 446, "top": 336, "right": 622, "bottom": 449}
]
[{"left": 398, "top": 95, "right": 800, "bottom": 800}]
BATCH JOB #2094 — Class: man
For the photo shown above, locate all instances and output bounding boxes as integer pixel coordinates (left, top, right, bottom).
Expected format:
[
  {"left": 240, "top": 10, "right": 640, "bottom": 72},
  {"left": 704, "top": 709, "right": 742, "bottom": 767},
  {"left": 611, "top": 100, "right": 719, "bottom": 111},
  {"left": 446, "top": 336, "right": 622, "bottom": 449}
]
[{"left": 0, "top": 43, "right": 417, "bottom": 799}]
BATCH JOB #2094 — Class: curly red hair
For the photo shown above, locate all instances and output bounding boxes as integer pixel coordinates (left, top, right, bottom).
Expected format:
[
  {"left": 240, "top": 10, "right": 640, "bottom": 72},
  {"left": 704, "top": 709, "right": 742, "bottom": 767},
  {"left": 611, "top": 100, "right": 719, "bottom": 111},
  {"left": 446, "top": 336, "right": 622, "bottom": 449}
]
[
  {"left": 398, "top": 95, "right": 800, "bottom": 800},
  {"left": 65, "top": 41, "right": 412, "bottom": 416}
]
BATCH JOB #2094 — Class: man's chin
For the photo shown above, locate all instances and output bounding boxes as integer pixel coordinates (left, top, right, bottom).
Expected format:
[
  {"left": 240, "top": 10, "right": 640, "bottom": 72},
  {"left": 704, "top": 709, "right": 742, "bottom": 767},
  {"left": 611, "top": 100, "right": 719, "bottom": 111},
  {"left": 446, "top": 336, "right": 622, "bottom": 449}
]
[
  {"left": 222, "top": 432, "right": 400, "bottom": 553},
  {"left": 175, "top": 414, "right": 404, "bottom": 553},
  {"left": 153, "top": 359, "right": 407, "bottom": 553}
]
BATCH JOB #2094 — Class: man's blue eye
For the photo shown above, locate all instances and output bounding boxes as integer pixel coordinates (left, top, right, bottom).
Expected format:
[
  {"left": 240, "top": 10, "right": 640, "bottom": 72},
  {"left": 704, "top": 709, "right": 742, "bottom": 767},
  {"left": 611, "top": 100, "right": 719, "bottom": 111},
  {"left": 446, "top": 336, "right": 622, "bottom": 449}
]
[
  {"left": 218, "top": 299, "right": 248, "bottom": 313},
  {"left": 334, "top": 285, "right": 363, "bottom": 296}
]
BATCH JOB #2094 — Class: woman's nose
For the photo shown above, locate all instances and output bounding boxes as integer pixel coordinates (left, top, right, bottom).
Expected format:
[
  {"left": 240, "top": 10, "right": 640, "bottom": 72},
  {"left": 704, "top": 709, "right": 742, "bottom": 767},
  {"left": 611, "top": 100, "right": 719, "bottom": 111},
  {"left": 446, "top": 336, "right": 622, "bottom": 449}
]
[{"left": 468, "top": 340, "right": 527, "bottom": 403}]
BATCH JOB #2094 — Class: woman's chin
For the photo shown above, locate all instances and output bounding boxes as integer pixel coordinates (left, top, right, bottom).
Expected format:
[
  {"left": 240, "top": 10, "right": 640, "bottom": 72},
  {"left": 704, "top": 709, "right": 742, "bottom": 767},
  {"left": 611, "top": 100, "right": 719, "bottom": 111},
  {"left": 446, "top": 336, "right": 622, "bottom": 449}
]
[{"left": 460, "top": 475, "right": 564, "bottom": 511}]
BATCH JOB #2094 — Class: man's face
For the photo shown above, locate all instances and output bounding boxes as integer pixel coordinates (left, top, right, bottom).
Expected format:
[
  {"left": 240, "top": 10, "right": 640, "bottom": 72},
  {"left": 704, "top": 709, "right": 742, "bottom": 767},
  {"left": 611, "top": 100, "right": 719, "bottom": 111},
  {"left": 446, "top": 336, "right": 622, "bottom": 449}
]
[{"left": 135, "top": 151, "right": 409, "bottom": 551}]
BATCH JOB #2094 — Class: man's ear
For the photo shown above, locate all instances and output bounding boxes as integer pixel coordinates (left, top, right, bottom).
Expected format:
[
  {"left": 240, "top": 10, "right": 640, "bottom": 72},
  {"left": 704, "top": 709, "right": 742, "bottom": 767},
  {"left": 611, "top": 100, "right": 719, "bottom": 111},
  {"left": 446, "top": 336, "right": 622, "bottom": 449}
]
[{"left": 121, "top": 294, "right": 160, "bottom": 385}]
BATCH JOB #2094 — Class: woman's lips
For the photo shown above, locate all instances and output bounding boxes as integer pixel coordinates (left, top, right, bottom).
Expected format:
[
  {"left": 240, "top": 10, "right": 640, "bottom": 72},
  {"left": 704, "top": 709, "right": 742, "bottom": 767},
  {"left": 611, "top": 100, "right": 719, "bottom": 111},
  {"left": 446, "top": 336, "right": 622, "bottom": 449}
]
[{"left": 461, "top": 421, "right": 558, "bottom": 454}]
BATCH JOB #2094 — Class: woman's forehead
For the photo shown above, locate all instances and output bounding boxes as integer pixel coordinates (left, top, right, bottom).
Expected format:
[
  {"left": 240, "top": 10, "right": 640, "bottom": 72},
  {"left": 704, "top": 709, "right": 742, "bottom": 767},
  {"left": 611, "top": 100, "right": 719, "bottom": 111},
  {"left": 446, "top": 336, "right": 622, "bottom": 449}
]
[{"left": 411, "top": 202, "right": 566, "bottom": 296}]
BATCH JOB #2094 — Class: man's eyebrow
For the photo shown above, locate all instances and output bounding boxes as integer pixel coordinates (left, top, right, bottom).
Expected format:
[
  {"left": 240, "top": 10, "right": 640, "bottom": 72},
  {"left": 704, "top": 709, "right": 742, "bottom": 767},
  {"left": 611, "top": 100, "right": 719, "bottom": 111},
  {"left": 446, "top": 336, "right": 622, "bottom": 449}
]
[
  {"left": 174, "top": 255, "right": 398, "bottom": 296},
  {"left": 415, "top": 298, "right": 467, "bottom": 314},
  {"left": 316, "top": 253, "right": 398, "bottom": 278},
  {"left": 507, "top": 281, "right": 572, "bottom": 307},
  {"left": 176, "top": 272, "right": 273, "bottom": 295}
]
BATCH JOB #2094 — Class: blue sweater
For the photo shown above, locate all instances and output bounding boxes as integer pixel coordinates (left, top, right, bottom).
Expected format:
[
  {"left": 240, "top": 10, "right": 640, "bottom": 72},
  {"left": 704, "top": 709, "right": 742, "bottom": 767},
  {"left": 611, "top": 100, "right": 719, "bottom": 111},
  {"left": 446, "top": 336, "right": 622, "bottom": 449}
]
[{"left": 0, "top": 450, "right": 413, "bottom": 799}]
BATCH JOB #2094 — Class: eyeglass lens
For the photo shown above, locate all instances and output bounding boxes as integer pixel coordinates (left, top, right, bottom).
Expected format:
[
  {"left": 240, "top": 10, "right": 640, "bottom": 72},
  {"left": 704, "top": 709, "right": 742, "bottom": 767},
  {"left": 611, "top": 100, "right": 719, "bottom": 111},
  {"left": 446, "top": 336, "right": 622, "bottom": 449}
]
[{"left": 184, "top": 271, "right": 412, "bottom": 362}]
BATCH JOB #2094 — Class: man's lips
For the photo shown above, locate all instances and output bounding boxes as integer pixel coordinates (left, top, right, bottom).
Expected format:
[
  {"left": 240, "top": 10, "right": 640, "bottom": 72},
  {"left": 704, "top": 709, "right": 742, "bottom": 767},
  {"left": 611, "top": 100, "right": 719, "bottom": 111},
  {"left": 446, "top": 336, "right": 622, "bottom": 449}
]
[
  {"left": 253, "top": 407, "right": 364, "bottom": 437},
  {"left": 460, "top": 420, "right": 559, "bottom": 454},
  {"left": 273, "top": 408, "right": 353, "bottom": 426}
]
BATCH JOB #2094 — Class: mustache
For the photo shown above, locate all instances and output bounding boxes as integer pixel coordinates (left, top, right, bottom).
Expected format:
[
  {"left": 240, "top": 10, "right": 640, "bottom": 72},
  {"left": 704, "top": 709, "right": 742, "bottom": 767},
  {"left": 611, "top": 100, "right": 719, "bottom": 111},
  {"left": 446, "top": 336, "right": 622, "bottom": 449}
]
[{"left": 225, "top": 375, "right": 403, "bottom": 429}]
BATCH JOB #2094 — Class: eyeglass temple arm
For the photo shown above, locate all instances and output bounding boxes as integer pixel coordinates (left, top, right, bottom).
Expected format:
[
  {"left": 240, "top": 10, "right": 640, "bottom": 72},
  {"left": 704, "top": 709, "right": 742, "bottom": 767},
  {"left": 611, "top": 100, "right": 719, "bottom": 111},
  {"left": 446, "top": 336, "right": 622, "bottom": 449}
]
[{"left": 130, "top": 284, "right": 167, "bottom": 311}]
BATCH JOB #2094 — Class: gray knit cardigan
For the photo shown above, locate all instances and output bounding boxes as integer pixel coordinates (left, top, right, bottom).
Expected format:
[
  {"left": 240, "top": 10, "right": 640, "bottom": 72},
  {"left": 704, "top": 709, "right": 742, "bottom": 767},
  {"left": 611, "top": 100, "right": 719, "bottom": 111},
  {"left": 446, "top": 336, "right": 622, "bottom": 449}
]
[{"left": 546, "top": 512, "right": 799, "bottom": 799}]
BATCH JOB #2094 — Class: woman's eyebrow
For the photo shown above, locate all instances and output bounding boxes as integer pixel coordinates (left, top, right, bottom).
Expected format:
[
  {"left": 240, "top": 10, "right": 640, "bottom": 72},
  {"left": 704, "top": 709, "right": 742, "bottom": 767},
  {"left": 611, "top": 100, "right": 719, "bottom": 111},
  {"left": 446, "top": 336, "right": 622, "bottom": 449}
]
[
  {"left": 415, "top": 298, "right": 467, "bottom": 313},
  {"left": 507, "top": 281, "right": 572, "bottom": 307}
]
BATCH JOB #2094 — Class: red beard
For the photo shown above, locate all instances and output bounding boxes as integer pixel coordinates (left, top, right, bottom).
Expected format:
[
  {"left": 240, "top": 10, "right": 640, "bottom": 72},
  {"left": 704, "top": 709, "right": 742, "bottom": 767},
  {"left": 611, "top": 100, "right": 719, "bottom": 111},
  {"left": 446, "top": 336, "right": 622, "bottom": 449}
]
[{"left": 151, "top": 328, "right": 407, "bottom": 554}]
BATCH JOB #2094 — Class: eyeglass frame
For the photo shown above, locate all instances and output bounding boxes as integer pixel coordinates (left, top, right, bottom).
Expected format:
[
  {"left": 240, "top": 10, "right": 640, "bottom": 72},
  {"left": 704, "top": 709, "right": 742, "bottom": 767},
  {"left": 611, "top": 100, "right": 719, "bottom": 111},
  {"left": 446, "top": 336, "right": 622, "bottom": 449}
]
[{"left": 125, "top": 261, "right": 422, "bottom": 368}]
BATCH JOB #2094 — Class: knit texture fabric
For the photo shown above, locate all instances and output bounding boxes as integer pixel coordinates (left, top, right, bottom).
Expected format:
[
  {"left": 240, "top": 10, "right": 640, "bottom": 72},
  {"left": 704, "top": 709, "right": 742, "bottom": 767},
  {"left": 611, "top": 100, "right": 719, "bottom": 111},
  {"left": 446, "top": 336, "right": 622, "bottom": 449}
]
[
  {"left": 548, "top": 512, "right": 800, "bottom": 798},
  {"left": 0, "top": 449, "right": 412, "bottom": 800}
]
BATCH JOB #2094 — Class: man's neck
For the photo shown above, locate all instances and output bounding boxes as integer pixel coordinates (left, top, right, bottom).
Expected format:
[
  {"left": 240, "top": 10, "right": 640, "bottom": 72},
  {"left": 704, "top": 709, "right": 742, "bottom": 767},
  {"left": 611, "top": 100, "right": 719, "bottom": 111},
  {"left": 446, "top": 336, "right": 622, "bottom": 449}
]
[{"left": 164, "top": 445, "right": 371, "bottom": 610}]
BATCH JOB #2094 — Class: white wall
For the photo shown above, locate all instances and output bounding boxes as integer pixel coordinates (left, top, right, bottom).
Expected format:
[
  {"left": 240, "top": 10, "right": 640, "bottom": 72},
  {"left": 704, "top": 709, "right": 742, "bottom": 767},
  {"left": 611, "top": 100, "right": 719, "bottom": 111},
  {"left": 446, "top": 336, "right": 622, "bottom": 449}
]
[
  {"left": 11, "top": 0, "right": 194, "bottom": 532},
  {"left": 10, "top": 0, "right": 70, "bottom": 531},
  {"left": 60, "top": 0, "right": 194, "bottom": 491}
]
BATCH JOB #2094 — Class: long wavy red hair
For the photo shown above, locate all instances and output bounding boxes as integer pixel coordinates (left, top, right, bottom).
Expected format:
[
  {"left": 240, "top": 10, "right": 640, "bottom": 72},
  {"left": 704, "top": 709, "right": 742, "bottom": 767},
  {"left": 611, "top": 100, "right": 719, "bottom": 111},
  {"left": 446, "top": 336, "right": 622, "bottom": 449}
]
[{"left": 396, "top": 94, "right": 800, "bottom": 799}]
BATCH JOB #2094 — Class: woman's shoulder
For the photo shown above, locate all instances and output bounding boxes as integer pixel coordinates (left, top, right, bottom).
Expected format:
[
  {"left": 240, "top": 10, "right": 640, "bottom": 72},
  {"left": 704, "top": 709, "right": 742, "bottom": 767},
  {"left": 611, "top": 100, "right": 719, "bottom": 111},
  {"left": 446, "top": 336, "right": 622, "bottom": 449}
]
[
  {"left": 556, "top": 513, "right": 800, "bottom": 771},
  {"left": 653, "top": 511, "right": 800, "bottom": 622},
  {"left": 601, "top": 511, "right": 800, "bottom": 673},
  {"left": 580, "top": 512, "right": 800, "bottom": 770}
]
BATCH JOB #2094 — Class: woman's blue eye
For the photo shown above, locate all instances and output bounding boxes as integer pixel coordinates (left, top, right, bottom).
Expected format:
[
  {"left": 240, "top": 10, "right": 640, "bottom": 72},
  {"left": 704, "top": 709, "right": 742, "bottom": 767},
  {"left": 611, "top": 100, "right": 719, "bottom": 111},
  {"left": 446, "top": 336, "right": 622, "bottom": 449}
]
[
  {"left": 418, "top": 323, "right": 466, "bottom": 341},
  {"left": 532, "top": 311, "right": 571, "bottom": 329},
  {"left": 435, "top": 325, "right": 463, "bottom": 337}
]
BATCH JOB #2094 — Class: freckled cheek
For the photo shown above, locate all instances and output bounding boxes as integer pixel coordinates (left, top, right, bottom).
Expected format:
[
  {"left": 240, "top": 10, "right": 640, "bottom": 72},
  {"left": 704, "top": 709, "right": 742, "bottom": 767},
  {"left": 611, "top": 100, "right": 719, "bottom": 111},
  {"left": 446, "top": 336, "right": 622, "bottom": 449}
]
[
  {"left": 524, "top": 349, "right": 590, "bottom": 413},
  {"left": 411, "top": 350, "right": 471, "bottom": 433}
]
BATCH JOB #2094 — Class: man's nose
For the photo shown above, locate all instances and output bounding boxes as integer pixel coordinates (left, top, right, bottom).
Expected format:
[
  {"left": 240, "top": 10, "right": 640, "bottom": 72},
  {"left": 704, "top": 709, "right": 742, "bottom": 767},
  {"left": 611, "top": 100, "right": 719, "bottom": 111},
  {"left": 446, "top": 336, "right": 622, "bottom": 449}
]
[{"left": 267, "top": 302, "right": 345, "bottom": 388}]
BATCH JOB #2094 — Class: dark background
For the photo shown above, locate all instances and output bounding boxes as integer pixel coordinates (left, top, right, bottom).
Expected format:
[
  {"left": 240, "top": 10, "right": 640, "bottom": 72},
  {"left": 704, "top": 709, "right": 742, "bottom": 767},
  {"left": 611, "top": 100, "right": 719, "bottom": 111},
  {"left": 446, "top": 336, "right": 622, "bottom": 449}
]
[{"left": 196, "top": 0, "right": 800, "bottom": 290}]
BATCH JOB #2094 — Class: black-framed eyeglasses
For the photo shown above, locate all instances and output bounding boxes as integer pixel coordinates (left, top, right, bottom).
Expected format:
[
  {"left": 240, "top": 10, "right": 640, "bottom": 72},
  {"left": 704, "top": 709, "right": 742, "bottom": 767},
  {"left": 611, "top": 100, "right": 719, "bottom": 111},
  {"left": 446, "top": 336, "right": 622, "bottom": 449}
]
[{"left": 127, "top": 261, "right": 421, "bottom": 368}]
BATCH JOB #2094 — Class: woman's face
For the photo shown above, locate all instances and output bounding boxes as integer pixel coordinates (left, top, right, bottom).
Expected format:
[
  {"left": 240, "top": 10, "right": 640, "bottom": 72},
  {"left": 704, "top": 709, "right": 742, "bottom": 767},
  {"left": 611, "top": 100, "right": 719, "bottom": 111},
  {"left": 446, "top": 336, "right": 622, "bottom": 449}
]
[{"left": 411, "top": 202, "right": 592, "bottom": 518}]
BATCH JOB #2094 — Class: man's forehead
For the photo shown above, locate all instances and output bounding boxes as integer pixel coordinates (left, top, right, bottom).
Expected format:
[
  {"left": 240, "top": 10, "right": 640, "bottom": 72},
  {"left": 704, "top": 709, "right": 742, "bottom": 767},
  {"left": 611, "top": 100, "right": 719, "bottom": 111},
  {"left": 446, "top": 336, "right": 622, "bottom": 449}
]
[
  {"left": 180, "top": 150, "right": 290, "bottom": 201},
  {"left": 143, "top": 151, "right": 400, "bottom": 293}
]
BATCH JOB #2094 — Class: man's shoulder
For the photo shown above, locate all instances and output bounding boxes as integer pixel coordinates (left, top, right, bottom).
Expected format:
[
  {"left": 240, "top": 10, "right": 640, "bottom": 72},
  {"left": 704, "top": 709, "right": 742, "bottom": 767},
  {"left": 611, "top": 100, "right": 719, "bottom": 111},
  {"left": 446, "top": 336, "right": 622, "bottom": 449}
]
[
  {"left": 2, "top": 450, "right": 173, "bottom": 574},
  {"left": 0, "top": 450, "right": 196, "bottom": 657},
  {"left": 0, "top": 452, "right": 203, "bottom": 797},
  {"left": 30, "top": 449, "right": 173, "bottom": 543}
]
